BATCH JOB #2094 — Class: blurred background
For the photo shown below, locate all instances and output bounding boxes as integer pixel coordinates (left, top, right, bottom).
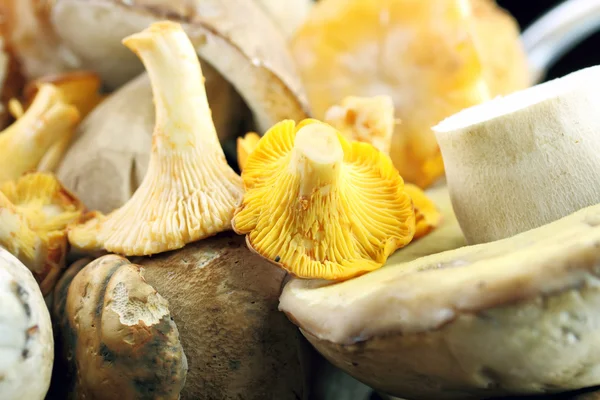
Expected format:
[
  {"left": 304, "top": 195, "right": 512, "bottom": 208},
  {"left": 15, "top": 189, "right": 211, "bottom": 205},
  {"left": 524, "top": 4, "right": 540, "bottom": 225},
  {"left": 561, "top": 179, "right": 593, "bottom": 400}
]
[{"left": 499, "top": 0, "right": 600, "bottom": 79}]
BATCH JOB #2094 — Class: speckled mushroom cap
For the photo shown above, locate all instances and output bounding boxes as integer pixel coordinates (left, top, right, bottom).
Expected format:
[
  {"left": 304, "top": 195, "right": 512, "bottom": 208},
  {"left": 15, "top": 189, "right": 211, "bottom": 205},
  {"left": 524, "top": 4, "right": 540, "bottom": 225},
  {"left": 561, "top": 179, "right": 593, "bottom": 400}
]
[
  {"left": 52, "top": 255, "right": 187, "bottom": 400},
  {"left": 68, "top": 21, "right": 244, "bottom": 256},
  {"left": 0, "top": 247, "right": 53, "bottom": 400},
  {"left": 280, "top": 187, "right": 600, "bottom": 399},
  {"left": 233, "top": 118, "right": 416, "bottom": 280}
]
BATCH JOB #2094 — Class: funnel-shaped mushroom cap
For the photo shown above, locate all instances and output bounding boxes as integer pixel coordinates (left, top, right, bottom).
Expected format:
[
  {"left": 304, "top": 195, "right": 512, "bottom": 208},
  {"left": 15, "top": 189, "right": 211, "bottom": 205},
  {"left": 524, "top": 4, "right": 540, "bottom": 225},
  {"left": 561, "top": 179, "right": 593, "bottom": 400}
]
[
  {"left": 0, "top": 84, "right": 79, "bottom": 183},
  {"left": 324, "top": 95, "right": 395, "bottom": 155},
  {"left": 0, "top": 173, "right": 85, "bottom": 294},
  {"left": 68, "top": 21, "right": 244, "bottom": 256},
  {"left": 233, "top": 119, "right": 416, "bottom": 280}
]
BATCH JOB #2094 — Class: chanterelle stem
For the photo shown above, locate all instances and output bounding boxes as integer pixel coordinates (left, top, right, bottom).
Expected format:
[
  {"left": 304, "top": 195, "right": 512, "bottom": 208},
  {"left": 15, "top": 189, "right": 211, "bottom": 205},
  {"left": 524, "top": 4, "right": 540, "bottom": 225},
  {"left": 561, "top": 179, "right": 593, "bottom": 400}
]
[
  {"left": 290, "top": 123, "right": 343, "bottom": 198},
  {"left": 122, "top": 21, "right": 220, "bottom": 153}
]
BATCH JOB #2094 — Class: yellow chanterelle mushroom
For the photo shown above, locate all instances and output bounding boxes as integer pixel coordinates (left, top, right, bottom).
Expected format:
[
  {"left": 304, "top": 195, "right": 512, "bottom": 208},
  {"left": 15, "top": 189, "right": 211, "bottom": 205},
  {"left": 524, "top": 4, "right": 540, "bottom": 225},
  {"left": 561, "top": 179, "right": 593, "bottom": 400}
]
[
  {"left": 23, "top": 71, "right": 105, "bottom": 172},
  {"left": 68, "top": 21, "right": 244, "bottom": 256},
  {"left": 292, "top": 0, "right": 529, "bottom": 188},
  {"left": 0, "top": 84, "right": 79, "bottom": 183},
  {"left": 0, "top": 172, "right": 85, "bottom": 294},
  {"left": 232, "top": 119, "right": 416, "bottom": 280}
]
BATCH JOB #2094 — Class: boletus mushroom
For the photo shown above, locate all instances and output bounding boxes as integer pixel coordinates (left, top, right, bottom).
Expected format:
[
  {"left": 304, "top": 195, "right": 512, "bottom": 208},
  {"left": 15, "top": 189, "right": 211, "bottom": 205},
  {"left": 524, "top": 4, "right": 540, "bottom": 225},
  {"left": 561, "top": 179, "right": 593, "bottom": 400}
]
[
  {"left": 51, "top": 255, "right": 187, "bottom": 399},
  {"left": 130, "top": 232, "right": 308, "bottom": 399},
  {"left": 0, "top": 246, "right": 53, "bottom": 400},
  {"left": 48, "top": 0, "right": 309, "bottom": 124},
  {"left": 291, "top": 0, "right": 529, "bottom": 188},
  {"left": 280, "top": 186, "right": 600, "bottom": 399},
  {"left": 0, "top": 172, "right": 85, "bottom": 294},
  {"left": 433, "top": 65, "right": 600, "bottom": 245},
  {"left": 68, "top": 21, "right": 244, "bottom": 256}
]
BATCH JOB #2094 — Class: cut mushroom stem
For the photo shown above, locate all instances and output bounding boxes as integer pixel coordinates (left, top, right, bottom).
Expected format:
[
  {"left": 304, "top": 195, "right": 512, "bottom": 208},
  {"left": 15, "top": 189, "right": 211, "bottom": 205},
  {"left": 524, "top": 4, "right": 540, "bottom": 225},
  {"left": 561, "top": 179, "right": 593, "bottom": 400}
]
[
  {"left": 0, "top": 84, "right": 79, "bottom": 183},
  {"left": 68, "top": 21, "right": 244, "bottom": 256},
  {"left": 291, "top": 123, "right": 343, "bottom": 197}
]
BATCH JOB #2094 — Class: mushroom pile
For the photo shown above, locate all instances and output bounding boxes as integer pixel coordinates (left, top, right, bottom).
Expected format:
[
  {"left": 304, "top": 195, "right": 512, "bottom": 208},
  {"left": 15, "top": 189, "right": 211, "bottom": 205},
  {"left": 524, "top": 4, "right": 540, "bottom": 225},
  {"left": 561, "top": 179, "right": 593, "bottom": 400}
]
[{"left": 1, "top": 1, "right": 599, "bottom": 400}]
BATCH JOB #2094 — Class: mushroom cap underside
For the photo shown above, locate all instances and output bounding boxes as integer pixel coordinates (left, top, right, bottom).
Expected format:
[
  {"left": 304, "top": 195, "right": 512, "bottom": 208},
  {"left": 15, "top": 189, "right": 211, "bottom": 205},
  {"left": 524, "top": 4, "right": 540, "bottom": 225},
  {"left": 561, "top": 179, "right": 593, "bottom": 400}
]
[{"left": 280, "top": 187, "right": 600, "bottom": 398}]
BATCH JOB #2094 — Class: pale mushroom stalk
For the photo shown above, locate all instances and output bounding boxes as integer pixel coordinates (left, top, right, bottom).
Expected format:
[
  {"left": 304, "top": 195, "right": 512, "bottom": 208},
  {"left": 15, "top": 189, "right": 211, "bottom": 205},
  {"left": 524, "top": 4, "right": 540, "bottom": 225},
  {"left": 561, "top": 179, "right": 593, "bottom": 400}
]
[
  {"left": 0, "top": 84, "right": 79, "bottom": 183},
  {"left": 68, "top": 22, "right": 244, "bottom": 256},
  {"left": 290, "top": 124, "right": 343, "bottom": 198}
]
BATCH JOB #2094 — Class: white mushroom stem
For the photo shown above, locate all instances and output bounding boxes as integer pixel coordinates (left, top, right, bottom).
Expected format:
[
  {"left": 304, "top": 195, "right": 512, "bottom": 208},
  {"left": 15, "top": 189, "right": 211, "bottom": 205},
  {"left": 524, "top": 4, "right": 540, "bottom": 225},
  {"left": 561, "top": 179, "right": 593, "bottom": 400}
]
[
  {"left": 122, "top": 21, "right": 220, "bottom": 152},
  {"left": 433, "top": 65, "right": 600, "bottom": 244},
  {"left": 290, "top": 123, "right": 343, "bottom": 198}
]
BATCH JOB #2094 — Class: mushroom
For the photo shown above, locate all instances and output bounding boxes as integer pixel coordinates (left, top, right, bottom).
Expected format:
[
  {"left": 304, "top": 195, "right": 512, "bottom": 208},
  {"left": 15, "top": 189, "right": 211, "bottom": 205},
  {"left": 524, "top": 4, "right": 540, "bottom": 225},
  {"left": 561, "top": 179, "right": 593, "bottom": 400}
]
[
  {"left": 0, "top": 246, "right": 53, "bottom": 400},
  {"left": 48, "top": 0, "right": 310, "bottom": 125},
  {"left": 0, "top": 172, "right": 85, "bottom": 294},
  {"left": 51, "top": 255, "right": 187, "bottom": 399},
  {"left": 291, "top": 0, "right": 529, "bottom": 188},
  {"left": 132, "top": 232, "right": 308, "bottom": 399},
  {"left": 433, "top": 65, "right": 600, "bottom": 245},
  {"left": 68, "top": 21, "right": 244, "bottom": 256},
  {"left": 280, "top": 187, "right": 600, "bottom": 399},
  {"left": 0, "top": 83, "right": 79, "bottom": 183},
  {"left": 232, "top": 118, "right": 416, "bottom": 280},
  {"left": 8, "top": 71, "right": 105, "bottom": 173}
]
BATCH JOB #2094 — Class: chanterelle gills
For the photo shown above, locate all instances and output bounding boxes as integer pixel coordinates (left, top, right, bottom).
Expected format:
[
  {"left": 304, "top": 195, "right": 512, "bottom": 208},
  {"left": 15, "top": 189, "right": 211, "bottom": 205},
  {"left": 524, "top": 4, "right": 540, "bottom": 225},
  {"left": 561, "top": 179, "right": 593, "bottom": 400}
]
[
  {"left": 0, "top": 83, "right": 79, "bottom": 183},
  {"left": 324, "top": 95, "right": 442, "bottom": 241},
  {"left": 68, "top": 21, "right": 244, "bottom": 256},
  {"left": 0, "top": 173, "right": 85, "bottom": 295},
  {"left": 232, "top": 119, "right": 416, "bottom": 280}
]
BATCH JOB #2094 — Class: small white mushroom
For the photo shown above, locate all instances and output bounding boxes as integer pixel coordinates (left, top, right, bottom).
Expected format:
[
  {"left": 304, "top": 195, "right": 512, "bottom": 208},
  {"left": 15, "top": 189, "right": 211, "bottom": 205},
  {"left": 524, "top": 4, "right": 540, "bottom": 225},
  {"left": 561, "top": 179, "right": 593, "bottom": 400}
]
[{"left": 0, "top": 247, "right": 53, "bottom": 400}]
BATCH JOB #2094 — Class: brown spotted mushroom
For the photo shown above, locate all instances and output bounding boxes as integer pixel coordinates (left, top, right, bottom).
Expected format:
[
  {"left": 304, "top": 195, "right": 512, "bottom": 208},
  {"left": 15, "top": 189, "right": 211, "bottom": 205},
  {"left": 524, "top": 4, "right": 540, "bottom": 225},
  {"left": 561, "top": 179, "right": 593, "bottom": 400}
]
[{"left": 52, "top": 255, "right": 187, "bottom": 400}]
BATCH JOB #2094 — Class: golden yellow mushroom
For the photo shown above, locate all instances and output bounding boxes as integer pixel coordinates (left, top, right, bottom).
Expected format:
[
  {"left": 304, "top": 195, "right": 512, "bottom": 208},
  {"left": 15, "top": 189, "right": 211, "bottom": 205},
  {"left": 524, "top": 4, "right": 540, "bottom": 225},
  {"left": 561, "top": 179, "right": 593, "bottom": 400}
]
[
  {"left": 22, "top": 71, "right": 104, "bottom": 172},
  {"left": 0, "top": 84, "right": 79, "bottom": 183},
  {"left": 324, "top": 95, "right": 443, "bottom": 241},
  {"left": 68, "top": 21, "right": 244, "bottom": 256},
  {"left": 0, "top": 173, "right": 85, "bottom": 294},
  {"left": 232, "top": 119, "right": 416, "bottom": 281},
  {"left": 292, "top": 0, "right": 529, "bottom": 188},
  {"left": 237, "top": 132, "right": 262, "bottom": 171}
]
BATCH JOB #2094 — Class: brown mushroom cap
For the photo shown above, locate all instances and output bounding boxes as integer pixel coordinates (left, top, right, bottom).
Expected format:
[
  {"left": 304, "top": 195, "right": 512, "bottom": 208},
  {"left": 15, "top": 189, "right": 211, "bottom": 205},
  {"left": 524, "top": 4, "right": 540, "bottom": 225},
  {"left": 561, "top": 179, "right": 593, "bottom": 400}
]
[
  {"left": 52, "top": 255, "right": 187, "bottom": 400},
  {"left": 49, "top": 0, "right": 309, "bottom": 129},
  {"left": 133, "top": 232, "right": 308, "bottom": 399},
  {"left": 280, "top": 186, "right": 600, "bottom": 399}
]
